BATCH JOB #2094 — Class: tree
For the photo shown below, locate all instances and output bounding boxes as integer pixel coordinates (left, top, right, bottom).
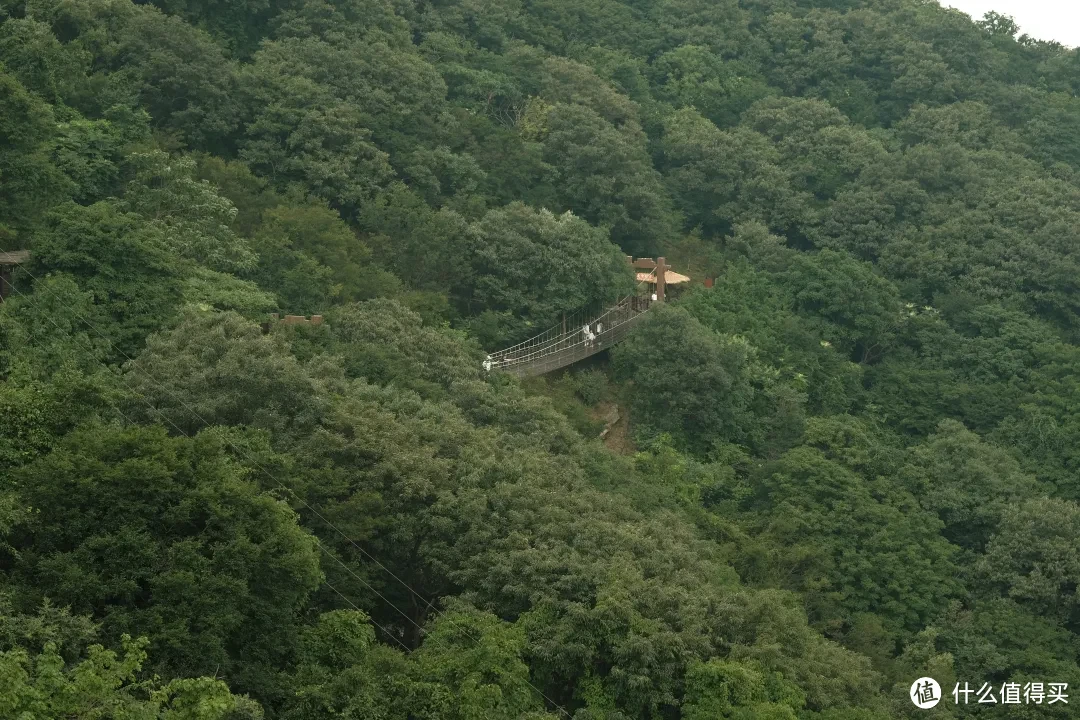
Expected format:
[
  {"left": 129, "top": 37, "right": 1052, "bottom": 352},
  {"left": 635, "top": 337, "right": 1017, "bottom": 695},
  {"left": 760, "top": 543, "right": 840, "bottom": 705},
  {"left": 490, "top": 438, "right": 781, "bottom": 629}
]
[
  {"left": 977, "top": 12, "right": 1020, "bottom": 40},
  {"left": 0, "top": 65, "right": 72, "bottom": 242},
  {"left": 51, "top": 106, "right": 152, "bottom": 204},
  {"left": 122, "top": 309, "right": 335, "bottom": 437},
  {"left": 900, "top": 420, "right": 1040, "bottom": 553},
  {"left": 977, "top": 497, "right": 1080, "bottom": 627},
  {"left": 736, "top": 446, "right": 962, "bottom": 636},
  {"left": 238, "top": 79, "right": 395, "bottom": 214},
  {"left": 99, "top": 3, "right": 242, "bottom": 151},
  {"left": 325, "top": 299, "right": 481, "bottom": 396},
  {"left": 533, "top": 102, "right": 679, "bottom": 255},
  {"left": 410, "top": 602, "right": 556, "bottom": 720},
  {"left": 143, "top": 0, "right": 305, "bottom": 56},
  {"left": 181, "top": 268, "right": 279, "bottom": 317},
  {"left": 660, "top": 109, "right": 810, "bottom": 238},
  {"left": 778, "top": 249, "right": 906, "bottom": 363},
  {"left": 240, "top": 33, "right": 447, "bottom": 161},
  {"left": 358, "top": 182, "right": 473, "bottom": 292},
  {"left": 649, "top": 0, "right": 750, "bottom": 58},
  {"left": 121, "top": 151, "right": 258, "bottom": 274},
  {"left": 0, "top": 274, "right": 121, "bottom": 468},
  {"left": 398, "top": 145, "right": 488, "bottom": 214},
  {"left": 680, "top": 260, "right": 865, "bottom": 417},
  {"left": 7, "top": 422, "right": 323, "bottom": 702},
  {"left": 280, "top": 608, "right": 411, "bottom": 720},
  {"left": 929, "top": 598, "right": 1080, "bottom": 720},
  {"left": 0, "top": 635, "right": 263, "bottom": 719},
  {"left": 458, "top": 202, "right": 634, "bottom": 346},
  {"left": 651, "top": 45, "right": 775, "bottom": 128},
  {"left": 28, "top": 201, "right": 185, "bottom": 359},
  {"left": 0, "top": 17, "right": 88, "bottom": 104},
  {"left": 611, "top": 304, "right": 765, "bottom": 454},
  {"left": 251, "top": 201, "right": 383, "bottom": 304},
  {"left": 682, "top": 658, "right": 803, "bottom": 720},
  {"left": 537, "top": 55, "right": 640, "bottom": 128},
  {"left": 6, "top": 0, "right": 1080, "bottom": 715},
  {"left": 743, "top": 97, "right": 889, "bottom": 204}
]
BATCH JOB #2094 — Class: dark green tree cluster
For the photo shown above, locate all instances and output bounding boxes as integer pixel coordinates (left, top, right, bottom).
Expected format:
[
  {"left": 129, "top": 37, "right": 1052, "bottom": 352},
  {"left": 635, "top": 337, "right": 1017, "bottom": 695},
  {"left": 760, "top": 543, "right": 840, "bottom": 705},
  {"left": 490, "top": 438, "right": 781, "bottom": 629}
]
[{"left": 3, "top": 0, "right": 1080, "bottom": 717}]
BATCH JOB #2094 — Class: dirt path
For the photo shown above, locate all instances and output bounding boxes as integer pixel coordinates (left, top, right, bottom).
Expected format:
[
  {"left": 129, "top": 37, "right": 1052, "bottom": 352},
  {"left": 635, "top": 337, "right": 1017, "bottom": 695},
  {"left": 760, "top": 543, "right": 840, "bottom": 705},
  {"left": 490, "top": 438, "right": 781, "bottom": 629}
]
[{"left": 591, "top": 401, "right": 635, "bottom": 455}]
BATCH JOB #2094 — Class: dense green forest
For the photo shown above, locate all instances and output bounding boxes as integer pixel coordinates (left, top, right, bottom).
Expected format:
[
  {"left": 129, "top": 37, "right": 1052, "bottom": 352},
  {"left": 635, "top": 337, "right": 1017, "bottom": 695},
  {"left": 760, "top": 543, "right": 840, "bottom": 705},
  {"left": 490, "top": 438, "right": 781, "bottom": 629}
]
[{"left": 2, "top": 0, "right": 1080, "bottom": 716}]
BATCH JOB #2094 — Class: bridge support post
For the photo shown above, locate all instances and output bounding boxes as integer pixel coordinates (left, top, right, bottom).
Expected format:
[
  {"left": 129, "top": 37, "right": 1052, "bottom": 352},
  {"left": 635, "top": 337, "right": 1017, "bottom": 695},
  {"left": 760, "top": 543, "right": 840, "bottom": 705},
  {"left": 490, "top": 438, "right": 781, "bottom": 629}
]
[
  {"left": 656, "top": 256, "right": 667, "bottom": 302},
  {"left": 0, "top": 266, "right": 11, "bottom": 303},
  {"left": 0, "top": 250, "right": 31, "bottom": 303}
]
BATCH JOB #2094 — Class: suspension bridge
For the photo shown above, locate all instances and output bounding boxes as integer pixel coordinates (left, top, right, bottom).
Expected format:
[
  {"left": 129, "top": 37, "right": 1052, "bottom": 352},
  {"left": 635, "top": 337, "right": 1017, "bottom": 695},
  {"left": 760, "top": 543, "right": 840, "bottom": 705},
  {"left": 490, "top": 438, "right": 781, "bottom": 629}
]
[{"left": 485, "top": 256, "right": 689, "bottom": 377}]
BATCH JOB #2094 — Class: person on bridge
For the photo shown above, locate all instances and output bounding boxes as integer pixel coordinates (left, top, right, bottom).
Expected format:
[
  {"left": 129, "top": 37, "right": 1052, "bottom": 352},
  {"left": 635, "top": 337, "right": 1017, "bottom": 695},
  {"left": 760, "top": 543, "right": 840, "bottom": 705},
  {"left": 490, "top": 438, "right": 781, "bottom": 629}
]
[
  {"left": 483, "top": 355, "right": 493, "bottom": 372},
  {"left": 582, "top": 323, "right": 595, "bottom": 347}
]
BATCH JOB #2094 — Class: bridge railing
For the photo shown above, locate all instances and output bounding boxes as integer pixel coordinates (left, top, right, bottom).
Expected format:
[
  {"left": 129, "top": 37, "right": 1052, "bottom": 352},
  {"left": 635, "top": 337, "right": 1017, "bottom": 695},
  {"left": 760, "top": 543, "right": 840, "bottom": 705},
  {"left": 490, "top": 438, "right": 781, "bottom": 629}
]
[
  {"left": 487, "top": 294, "right": 653, "bottom": 376},
  {"left": 485, "top": 268, "right": 658, "bottom": 376}
]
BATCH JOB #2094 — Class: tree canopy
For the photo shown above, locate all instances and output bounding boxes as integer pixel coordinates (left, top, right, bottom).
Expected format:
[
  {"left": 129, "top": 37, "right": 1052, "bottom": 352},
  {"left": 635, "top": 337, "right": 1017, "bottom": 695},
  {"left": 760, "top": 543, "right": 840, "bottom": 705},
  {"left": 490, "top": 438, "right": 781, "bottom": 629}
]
[{"left": 3, "top": 0, "right": 1080, "bottom": 717}]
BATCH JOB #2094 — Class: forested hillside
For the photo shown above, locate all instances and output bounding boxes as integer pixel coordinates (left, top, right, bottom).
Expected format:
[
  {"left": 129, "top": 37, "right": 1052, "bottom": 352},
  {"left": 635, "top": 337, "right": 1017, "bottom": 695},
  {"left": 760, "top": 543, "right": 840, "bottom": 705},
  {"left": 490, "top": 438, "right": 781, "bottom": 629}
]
[{"left": 2, "top": 0, "right": 1080, "bottom": 717}]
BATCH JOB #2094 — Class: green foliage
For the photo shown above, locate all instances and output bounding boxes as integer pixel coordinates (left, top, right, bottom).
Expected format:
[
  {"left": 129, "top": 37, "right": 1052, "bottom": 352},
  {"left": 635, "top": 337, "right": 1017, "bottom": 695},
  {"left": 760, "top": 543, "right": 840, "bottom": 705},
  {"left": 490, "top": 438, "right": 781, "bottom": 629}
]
[
  {"left": 900, "top": 420, "right": 1040, "bottom": 553},
  {"left": 410, "top": 602, "right": 551, "bottom": 720},
  {"left": 0, "top": 272, "right": 124, "bottom": 467},
  {"left": 459, "top": 202, "right": 634, "bottom": 345},
  {"left": 977, "top": 497, "right": 1080, "bottom": 626},
  {"left": 51, "top": 107, "right": 151, "bottom": 203},
  {"left": 6, "top": 0, "right": 1080, "bottom": 717},
  {"left": 253, "top": 202, "right": 379, "bottom": 303},
  {"left": 104, "top": 3, "right": 242, "bottom": 150},
  {"left": 660, "top": 111, "right": 807, "bottom": 239},
  {"left": 929, "top": 599, "right": 1080, "bottom": 720},
  {"left": 535, "top": 102, "right": 680, "bottom": 255},
  {"left": 0, "top": 63, "right": 72, "bottom": 240},
  {"left": 651, "top": 45, "right": 775, "bottom": 128},
  {"left": 0, "top": 273, "right": 111, "bottom": 382},
  {"left": 324, "top": 299, "right": 481, "bottom": 395},
  {"left": 122, "top": 151, "right": 257, "bottom": 273},
  {"left": 181, "top": 268, "right": 279, "bottom": 317},
  {"left": 122, "top": 309, "right": 335, "bottom": 436},
  {"left": 28, "top": 201, "right": 185, "bottom": 358},
  {"left": 358, "top": 182, "right": 474, "bottom": 292},
  {"left": 682, "top": 658, "right": 803, "bottom": 720},
  {"left": 680, "top": 260, "right": 865, "bottom": 417},
  {"left": 779, "top": 249, "right": 905, "bottom": 361},
  {"left": 735, "top": 446, "right": 962, "bottom": 635},
  {"left": 573, "top": 368, "right": 608, "bottom": 406},
  {"left": 7, "top": 422, "right": 323, "bottom": 700},
  {"left": 238, "top": 81, "right": 394, "bottom": 213},
  {"left": 0, "top": 16, "right": 88, "bottom": 103},
  {"left": 280, "top": 608, "right": 411, "bottom": 720},
  {"left": 0, "top": 635, "right": 263, "bottom": 719},
  {"left": 612, "top": 303, "right": 799, "bottom": 456}
]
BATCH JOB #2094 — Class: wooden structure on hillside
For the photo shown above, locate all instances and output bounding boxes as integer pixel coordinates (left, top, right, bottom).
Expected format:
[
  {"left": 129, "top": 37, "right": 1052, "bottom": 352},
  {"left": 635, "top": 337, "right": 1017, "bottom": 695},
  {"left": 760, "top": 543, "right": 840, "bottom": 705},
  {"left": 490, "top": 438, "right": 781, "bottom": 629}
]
[
  {"left": 0, "top": 250, "right": 30, "bottom": 303},
  {"left": 629, "top": 255, "right": 690, "bottom": 302},
  {"left": 261, "top": 313, "right": 325, "bottom": 333}
]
